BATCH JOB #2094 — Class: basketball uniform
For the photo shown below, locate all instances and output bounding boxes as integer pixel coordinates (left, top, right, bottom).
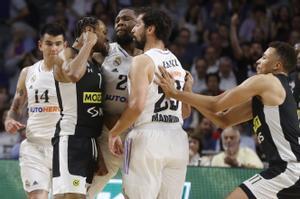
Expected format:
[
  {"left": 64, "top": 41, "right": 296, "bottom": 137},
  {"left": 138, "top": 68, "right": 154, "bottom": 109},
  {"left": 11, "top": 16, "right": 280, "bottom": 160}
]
[
  {"left": 122, "top": 48, "right": 189, "bottom": 199},
  {"left": 19, "top": 60, "right": 60, "bottom": 192},
  {"left": 88, "top": 42, "right": 132, "bottom": 197},
  {"left": 241, "top": 74, "right": 300, "bottom": 199},
  {"left": 52, "top": 60, "right": 104, "bottom": 195}
]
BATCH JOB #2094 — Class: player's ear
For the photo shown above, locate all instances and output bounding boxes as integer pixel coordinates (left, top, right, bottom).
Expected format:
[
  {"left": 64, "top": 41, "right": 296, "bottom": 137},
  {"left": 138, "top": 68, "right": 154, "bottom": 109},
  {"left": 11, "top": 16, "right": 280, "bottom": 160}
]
[
  {"left": 147, "top": 25, "right": 155, "bottom": 35},
  {"left": 273, "top": 62, "right": 283, "bottom": 72}
]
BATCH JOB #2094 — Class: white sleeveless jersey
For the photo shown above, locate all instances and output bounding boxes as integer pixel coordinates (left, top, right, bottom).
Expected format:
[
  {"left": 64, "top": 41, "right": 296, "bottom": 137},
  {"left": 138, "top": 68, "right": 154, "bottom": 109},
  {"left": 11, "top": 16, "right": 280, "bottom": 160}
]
[
  {"left": 25, "top": 60, "right": 60, "bottom": 143},
  {"left": 102, "top": 43, "right": 132, "bottom": 115},
  {"left": 133, "top": 48, "right": 186, "bottom": 127}
]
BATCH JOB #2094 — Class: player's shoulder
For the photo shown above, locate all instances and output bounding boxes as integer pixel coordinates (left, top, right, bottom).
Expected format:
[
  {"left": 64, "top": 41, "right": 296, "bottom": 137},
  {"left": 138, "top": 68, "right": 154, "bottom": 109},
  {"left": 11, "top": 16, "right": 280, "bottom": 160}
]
[
  {"left": 20, "top": 60, "right": 41, "bottom": 77},
  {"left": 133, "top": 53, "right": 152, "bottom": 62}
]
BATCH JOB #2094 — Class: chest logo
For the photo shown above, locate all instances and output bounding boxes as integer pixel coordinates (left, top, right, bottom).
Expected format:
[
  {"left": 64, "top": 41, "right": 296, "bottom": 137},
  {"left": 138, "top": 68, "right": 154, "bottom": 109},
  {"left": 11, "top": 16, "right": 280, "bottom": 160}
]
[
  {"left": 113, "top": 56, "right": 121, "bottom": 66},
  {"left": 253, "top": 116, "right": 261, "bottom": 133},
  {"left": 83, "top": 92, "right": 102, "bottom": 103}
]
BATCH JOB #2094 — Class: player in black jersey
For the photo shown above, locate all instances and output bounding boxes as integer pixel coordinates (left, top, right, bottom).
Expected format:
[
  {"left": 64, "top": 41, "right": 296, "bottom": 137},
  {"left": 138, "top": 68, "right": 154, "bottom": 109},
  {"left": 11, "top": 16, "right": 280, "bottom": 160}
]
[
  {"left": 157, "top": 41, "right": 300, "bottom": 199},
  {"left": 52, "top": 16, "right": 109, "bottom": 199}
]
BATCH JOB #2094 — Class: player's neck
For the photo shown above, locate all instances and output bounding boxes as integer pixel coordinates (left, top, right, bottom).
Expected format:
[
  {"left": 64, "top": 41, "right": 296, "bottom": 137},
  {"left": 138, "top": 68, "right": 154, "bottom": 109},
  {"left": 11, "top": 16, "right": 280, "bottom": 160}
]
[
  {"left": 144, "top": 39, "right": 165, "bottom": 52},
  {"left": 121, "top": 42, "right": 136, "bottom": 56},
  {"left": 43, "top": 58, "right": 54, "bottom": 71}
]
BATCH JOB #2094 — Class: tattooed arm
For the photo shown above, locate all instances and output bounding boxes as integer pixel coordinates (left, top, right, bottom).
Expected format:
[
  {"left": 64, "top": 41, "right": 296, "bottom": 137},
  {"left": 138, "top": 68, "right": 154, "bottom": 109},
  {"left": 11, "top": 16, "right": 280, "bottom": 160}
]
[{"left": 4, "top": 67, "right": 28, "bottom": 134}]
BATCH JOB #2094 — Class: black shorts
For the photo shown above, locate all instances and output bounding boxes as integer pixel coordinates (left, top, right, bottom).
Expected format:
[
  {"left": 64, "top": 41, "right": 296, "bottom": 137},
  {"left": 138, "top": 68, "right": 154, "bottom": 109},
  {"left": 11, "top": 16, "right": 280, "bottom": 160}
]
[{"left": 52, "top": 135, "right": 98, "bottom": 195}]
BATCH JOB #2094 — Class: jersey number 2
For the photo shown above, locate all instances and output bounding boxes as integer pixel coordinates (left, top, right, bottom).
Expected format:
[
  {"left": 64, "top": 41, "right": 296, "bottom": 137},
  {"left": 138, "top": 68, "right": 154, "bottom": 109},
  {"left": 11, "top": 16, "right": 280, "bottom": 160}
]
[
  {"left": 35, "top": 89, "right": 49, "bottom": 103},
  {"left": 116, "top": 75, "right": 127, "bottom": 90}
]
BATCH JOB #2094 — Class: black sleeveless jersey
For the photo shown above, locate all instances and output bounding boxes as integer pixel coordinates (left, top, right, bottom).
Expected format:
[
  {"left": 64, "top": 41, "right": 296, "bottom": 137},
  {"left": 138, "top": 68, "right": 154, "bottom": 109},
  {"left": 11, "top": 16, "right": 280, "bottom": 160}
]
[
  {"left": 251, "top": 74, "right": 300, "bottom": 165},
  {"left": 55, "top": 60, "right": 104, "bottom": 138}
]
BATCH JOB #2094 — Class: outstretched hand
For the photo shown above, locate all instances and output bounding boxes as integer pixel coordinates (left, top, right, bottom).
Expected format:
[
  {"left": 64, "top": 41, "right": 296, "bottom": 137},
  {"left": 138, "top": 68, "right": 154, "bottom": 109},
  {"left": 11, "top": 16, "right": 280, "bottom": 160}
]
[{"left": 154, "top": 66, "right": 177, "bottom": 98}]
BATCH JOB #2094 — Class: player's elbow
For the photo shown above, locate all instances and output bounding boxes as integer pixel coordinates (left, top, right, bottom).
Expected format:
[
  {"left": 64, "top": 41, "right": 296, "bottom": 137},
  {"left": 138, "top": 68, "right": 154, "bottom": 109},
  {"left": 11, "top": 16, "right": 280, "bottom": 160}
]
[
  {"left": 128, "top": 99, "right": 144, "bottom": 115},
  {"left": 67, "top": 73, "right": 81, "bottom": 82}
]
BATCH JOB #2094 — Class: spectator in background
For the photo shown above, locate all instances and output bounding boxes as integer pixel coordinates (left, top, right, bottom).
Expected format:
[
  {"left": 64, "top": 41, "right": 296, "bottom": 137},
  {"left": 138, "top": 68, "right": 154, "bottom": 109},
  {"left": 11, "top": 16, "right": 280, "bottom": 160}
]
[
  {"left": 203, "top": 45, "right": 219, "bottom": 73},
  {"left": 195, "top": 117, "right": 219, "bottom": 152},
  {"left": 218, "top": 56, "right": 237, "bottom": 91},
  {"left": 202, "top": 73, "right": 224, "bottom": 96},
  {"left": 230, "top": 14, "right": 263, "bottom": 83},
  {"left": 188, "top": 132, "right": 211, "bottom": 166},
  {"left": 175, "top": 27, "right": 201, "bottom": 70},
  {"left": 271, "top": 4, "right": 291, "bottom": 42},
  {"left": 239, "top": 4, "right": 269, "bottom": 43},
  {"left": 205, "top": 1, "right": 229, "bottom": 32},
  {"left": 179, "top": 1, "right": 206, "bottom": 43},
  {"left": 211, "top": 127, "right": 263, "bottom": 169},
  {"left": 190, "top": 57, "right": 208, "bottom": 93}
]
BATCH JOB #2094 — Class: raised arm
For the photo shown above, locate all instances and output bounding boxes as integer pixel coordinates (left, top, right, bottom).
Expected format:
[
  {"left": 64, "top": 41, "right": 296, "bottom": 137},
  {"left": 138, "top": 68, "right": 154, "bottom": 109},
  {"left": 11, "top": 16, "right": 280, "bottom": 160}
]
[
  {"left": 54, "top": 32, "right": 97, "bottom": 82},
  {"left": 230, "top": 14, "right": 243, "bottom": 60},
  {"left": 4, "top": 67, "right": 28, "bottom": 133}
]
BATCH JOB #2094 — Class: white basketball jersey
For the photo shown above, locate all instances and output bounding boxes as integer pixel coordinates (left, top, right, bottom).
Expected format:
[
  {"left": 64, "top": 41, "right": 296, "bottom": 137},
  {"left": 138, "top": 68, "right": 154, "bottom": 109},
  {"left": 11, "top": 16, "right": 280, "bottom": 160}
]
[
  {"left": 133, "top": 48, "right": 186, "bottom": 127},
  {"left": 102, "top": 43, "right": 132, "bottom": 115},
  {"left": 25, "top": 60, "right": 60, "bottom": 143}
]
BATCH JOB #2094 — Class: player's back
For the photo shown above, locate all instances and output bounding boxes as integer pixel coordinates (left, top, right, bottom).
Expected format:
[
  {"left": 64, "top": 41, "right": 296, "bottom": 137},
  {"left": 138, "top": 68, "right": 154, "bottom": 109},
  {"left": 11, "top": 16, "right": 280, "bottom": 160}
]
[
  {"left": 133, "top": 48, "right": 186, "bottom": 127},
  {"left": 26, "top": 60, "right": 60, "bottom": 144}
]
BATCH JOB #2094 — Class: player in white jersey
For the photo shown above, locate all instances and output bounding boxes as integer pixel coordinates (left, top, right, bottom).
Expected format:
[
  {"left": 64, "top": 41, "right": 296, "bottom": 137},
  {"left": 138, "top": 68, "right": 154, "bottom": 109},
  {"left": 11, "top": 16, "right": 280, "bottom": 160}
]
[
  {"left": 87, "top": 8, "right": 142, "bottom": 198},
  {"left": 4, "top": 23, "right": 67, "bottom": 199},
  {"left": 108, "top": 8, "right": 191, "bottom": 199}
]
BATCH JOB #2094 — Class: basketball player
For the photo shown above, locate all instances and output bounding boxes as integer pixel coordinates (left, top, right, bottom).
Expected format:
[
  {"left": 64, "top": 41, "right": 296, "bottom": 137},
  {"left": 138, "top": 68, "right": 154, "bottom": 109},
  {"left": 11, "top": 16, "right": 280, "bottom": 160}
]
[
  {"left": 87, "top": 8, "right": 142, "bottom": 198},
  {"left": 51, "top": 17, "right": 108, "bottom": 198},
  {"left": 157, "top": 41, "right": 300, "bottom": 198},
  {"left": 4, "top": 23, "right": 67, "bottom": 199},
  {"left": 109, "top": 8, "right": 189, "bottom": 199}
]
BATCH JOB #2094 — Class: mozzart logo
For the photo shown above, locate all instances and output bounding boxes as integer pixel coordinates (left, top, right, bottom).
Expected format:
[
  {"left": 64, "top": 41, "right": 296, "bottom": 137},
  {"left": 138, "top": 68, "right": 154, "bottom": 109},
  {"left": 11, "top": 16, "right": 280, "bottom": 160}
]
[
  {"left": 83, "top": 92, "right": 102, "bottom": 104},
  {"left": 95, "top": 179, "right": 191, "bottom": 199}
]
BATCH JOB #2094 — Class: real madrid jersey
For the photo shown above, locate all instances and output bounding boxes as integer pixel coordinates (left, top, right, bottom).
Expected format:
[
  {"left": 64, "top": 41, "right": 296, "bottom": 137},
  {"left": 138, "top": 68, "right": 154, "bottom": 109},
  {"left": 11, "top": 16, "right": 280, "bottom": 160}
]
[
  {"left": 25, "top": 60, "right": 60, "bottom": 143},
  {"left": 101, "top": 43, "right": 132, "bottom": 115},
  {"left": 132, "top": 48, "right": 186, "bottom": 127}
]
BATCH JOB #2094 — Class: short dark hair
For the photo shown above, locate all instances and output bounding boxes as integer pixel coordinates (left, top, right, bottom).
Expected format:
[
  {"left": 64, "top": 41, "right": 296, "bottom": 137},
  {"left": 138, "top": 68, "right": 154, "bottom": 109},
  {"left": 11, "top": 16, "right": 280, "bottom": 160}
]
[
  {"left": 205, "top": 73, "right": 220, "bottom": 84},
  {"left": 40, "top": 23, "right": 66, "bottom": 39},
  {"left": 139, "top": 7, "right": 172, "bottom": 44},
  {"left": 269, "top": 41, "right": 297, "bottom": 72},
  {"left": 75, "top": 16, "right": 99, "bottom": 38}
]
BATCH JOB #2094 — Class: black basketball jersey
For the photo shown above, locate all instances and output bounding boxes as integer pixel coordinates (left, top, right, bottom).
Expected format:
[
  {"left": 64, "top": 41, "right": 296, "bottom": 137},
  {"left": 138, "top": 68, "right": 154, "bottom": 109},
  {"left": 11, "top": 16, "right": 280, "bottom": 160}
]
[
  {"left": 55, "top": 61, "right": 104, "bottom": 138},
  {"left": 251, "top": 74, "right": 300, "bottom": 165}
]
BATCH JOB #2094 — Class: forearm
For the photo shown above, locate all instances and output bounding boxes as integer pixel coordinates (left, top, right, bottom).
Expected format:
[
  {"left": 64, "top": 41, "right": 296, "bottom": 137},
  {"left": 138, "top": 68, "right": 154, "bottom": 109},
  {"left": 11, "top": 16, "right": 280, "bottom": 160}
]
[
  {"left": 173, "top": 90, "right": 217, "bottom": 112},
  {"left": 65, "top": 43, "right": 93, "bottom": 81},
  {"left": 110, "top": 106, "right": 141, "bottom": 137},
  {"left": 230, "top": 26, "right": 243, "bottom": 59},
  {"left": 182, "top": 103, "right": 191, "bottom": 119}
]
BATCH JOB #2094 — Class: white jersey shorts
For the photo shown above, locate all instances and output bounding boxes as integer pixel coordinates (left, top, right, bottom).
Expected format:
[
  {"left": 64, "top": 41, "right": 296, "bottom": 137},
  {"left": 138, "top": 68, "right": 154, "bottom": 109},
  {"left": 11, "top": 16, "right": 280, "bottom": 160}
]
[
  {"left": 122, "top": 123, "right": 189, "bottom": 199},
  {"left": 19, "top": 139, "right": 53, "bottom": 193}
]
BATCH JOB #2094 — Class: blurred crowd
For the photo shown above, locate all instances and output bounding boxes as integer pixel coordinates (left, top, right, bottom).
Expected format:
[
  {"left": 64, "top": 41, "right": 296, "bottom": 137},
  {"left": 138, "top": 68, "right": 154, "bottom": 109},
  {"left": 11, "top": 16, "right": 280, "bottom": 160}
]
[{"left": 0, "top": 0, "right": 299, "bottom": 168}]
